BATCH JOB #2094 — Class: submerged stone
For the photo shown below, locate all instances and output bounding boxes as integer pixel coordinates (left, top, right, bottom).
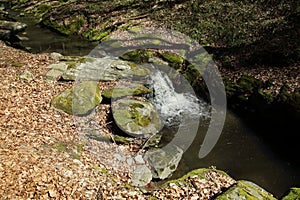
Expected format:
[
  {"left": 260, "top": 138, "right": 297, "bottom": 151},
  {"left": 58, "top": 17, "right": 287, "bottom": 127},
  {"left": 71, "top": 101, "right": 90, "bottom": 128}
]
[
  {"left": 112, "top": 96, "right": 162, "bottom": 137},
  {"left": 51, "top": 81, "right": 102, "bottom": 116},
  {"left": 215, "top": 180, "right": 277, "bottom": 200}
]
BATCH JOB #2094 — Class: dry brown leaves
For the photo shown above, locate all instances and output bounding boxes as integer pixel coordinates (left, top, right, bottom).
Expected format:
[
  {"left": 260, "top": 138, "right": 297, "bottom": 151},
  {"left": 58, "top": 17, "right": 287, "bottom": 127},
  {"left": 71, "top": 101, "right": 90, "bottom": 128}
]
[
  {"left": 0, "top": 41, "right": 104, "bottom": 199},
  {"left": 0, "top": 41, "right": 238, "bottom": 200}
]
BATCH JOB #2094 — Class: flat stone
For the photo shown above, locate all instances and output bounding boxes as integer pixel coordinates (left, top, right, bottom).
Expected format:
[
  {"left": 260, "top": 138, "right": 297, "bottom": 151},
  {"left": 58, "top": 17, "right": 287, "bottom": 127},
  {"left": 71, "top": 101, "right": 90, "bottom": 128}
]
[
  {"left": 51, "top": 81, "right": 102, "bottom": 116},
  {"left": 61, "top": 57, "right": 150, "bottom": 81},
  {"left": 134, "top": 155, "right": 145, "bottom": 165},
  {"left": 102, "top": 83, "right": 152, "bottom": 99}
]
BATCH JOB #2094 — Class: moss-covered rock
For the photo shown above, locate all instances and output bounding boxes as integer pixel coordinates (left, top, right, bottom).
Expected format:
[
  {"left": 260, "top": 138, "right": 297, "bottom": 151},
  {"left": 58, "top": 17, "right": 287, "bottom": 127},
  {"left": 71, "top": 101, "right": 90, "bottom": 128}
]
[
  {"left": 120, "top": 50, "right": 154, "bottom": 64},
  {"left": 51, "top": 81, "right": 102, "bottom": 116},
  {"left": 215, "top": 180, "right": 277, "bottom": 200},
  {"left": 281, "top": 188, "right": 300, "bottom": 200},
  {"left": 159, "top": 51, "right": 184, "bottom": 69},
  {"left": 112, "top": 96, "right": 162, "bottom": 137},
  {"left": 102, "top": 83, "right": 152, "bottom": 99},
  {"left": 150, "top": 168, "right": 236, "bottom": 199}
]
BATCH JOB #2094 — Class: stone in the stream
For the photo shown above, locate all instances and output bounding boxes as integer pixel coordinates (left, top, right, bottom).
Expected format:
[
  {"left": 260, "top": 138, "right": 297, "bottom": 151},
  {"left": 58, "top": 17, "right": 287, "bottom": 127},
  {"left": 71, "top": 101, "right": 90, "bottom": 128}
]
[
  {"left": 102, "top": 83, "right": 152, "bottom": 99},
  {"left": 214, "top": 180, "right": 277, "bottom": 200},
  {"left": 112, "top": 96, "right": 162, "bottom": 137},
  {"left": 144, "top": 145, "right": 183, "bottom": 180},
  {"left": 60, "top": 57, "right": 150, "bottom": 81},
  {"left": 51, "top": 81, "right": 102, "bottom": 116}
]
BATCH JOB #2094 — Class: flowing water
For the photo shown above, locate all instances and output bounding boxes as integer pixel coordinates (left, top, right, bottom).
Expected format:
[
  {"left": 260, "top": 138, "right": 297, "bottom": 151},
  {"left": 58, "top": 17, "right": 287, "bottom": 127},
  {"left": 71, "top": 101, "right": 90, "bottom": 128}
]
[
  {"left": 3, "top": 8, "right": 300, "bottom": 198},
  {"left": 148, "top": 65, "right": 300, "bottom": 198}
]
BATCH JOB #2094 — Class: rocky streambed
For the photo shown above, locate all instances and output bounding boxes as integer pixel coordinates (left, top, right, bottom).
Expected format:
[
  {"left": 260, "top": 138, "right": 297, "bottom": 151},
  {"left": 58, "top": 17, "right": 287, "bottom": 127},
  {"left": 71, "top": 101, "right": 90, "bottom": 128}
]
[{"left": 1, "top": 0, "right": 300, "bottom": 199}]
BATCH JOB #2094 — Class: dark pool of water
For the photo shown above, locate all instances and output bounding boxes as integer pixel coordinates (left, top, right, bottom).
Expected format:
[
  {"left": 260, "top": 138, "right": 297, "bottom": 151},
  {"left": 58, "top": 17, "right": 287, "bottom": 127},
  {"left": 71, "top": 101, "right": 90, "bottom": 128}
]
[
  {"left": 5, "top": 9, "right": 300, "bottom": 199},
  {"left": 163, "top": 110, "right": 300, "bottom": 198},
  {"left": 11, "top": 13, "right": 98, "bottom": 56}
]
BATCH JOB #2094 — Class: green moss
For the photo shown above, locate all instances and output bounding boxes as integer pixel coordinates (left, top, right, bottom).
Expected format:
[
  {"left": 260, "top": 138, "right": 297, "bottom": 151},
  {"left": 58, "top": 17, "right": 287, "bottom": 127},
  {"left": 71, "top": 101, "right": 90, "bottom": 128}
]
[
  {"left": 258, "top": 89, "right": 274, "bottom": 104},
  {"left": 82, "top": 29, "right": 111, "bottom": 41},
  {"left": 281, "top": 187, "right": 300, "bottom": 200},
  {"left": 215, "top": 180, "right": 277, "bottom": 200},
  {"left": 120, "top": 50, "right": 153, "bottom": 63},
  {"left": 54, "top": 142, "right": 68, "bottom": 152},
  {"left": 163, "top": 168, "right": 231, "bottom": 187},
  {"left": 159, "top": 52, "right": 184, "bottom": 68},
  {"left": 102, "top": 84, "right": 152, "bottom": 99},
  {"left": 237, "top": 75, "right": 262, "bottom": 93},
  {"left": 53, "top": 141, "right": 85, "bottom": 159},
  {"left": 127, "top": 62, "right": 150, "bottom": 76},
  {"left": 34, "top": 4, "right": 51, "bottom": 17},
  {"left": 11, "top": 61, "right": 23, "bottom": 67},
  {"left": 51, "top": 81, "right": 102, "bottom": 116}
]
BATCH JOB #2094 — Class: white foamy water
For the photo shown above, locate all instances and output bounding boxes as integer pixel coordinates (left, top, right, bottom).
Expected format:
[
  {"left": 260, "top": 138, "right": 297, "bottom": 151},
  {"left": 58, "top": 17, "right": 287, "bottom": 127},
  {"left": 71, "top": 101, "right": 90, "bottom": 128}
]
[{"left": 150, "top": 69, "right": 210, "bottom": 126}]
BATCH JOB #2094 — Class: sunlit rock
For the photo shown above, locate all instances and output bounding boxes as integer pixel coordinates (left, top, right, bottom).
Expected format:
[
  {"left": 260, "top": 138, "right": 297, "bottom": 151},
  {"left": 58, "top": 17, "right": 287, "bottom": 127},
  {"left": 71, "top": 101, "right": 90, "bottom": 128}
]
[
  {"left": 215, "top": 180, "right": 277, "bottom": 200},
  {"left": 144, "top": 145, "right": 183, "bottom": 180},
  {"left": 102, "top": 83, "right": 152, "bottom": 99},
  {"left": 131, "top": 165, "right": 153, "bottom": 187},
  {"left": 20, "top": 70, "right": 34, "bottom": 82},
  {"left": 61, "top": 57, "right": 150, "bottom": 81},
  {"left": 51, "top": 81, "right": 102, "bottom": 116},
  {"left": 112, "top": 96, "right": 162, "bottom": 138}
]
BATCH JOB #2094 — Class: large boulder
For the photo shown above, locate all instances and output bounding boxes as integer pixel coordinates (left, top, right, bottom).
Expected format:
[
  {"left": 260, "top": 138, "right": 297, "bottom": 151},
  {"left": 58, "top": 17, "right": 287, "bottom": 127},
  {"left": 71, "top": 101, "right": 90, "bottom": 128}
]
[
  {"left": 60, "top": 57, "right": 150, "bottom": 81},
  {"left": 215, "top": 180, "right": 277, "bottom": 200},
  {"left": 151, "top": 168, "right": 236, "bottom": 199},
  {"left": 112, "top": 96, "right": 162, "bottom": 138},
  {"left": 281, "top": 188, "right": 300, "bottom": 200},
  {"left": 51, "top": 81, "right": 102, "bottom": 116}
]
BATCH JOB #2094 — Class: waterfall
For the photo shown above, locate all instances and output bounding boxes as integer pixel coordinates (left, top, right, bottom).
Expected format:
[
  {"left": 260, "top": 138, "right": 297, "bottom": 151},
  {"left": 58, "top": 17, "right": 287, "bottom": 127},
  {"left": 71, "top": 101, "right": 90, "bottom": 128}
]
[{"left": 149, "top": 67, "right": 210, "bottom": 127}]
